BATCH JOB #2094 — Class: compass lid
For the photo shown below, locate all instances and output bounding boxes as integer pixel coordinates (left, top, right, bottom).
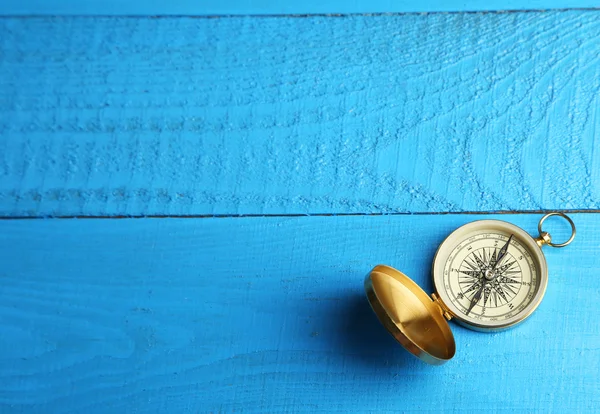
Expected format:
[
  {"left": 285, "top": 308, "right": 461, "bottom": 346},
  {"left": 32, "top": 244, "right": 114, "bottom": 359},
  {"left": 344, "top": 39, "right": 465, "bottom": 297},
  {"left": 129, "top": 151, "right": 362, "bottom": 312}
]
[{"left": 364, "top": 264, "right": 456, "bottom": 365}]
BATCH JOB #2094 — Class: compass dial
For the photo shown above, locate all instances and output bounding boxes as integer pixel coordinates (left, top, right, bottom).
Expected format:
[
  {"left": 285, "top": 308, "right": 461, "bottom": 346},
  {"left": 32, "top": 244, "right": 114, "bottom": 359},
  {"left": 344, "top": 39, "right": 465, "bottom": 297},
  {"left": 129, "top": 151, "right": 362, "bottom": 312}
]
[
  {"left": 433, "top": 220, "right": 548, "bottom": 331},
  {"left": 445, "top": 234, "right": 535, "bottom": 320}
]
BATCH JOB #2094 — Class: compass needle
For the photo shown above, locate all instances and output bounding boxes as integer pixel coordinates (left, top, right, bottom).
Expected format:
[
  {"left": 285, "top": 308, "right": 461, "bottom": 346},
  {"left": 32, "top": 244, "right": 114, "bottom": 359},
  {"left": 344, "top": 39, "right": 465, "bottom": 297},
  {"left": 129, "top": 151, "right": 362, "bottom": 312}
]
[
  {"left": 483, "top": 287, "right": 491, "bottom": 307},
  {"left": 466, "top": 283, "right": 485, "bottom": 315}
]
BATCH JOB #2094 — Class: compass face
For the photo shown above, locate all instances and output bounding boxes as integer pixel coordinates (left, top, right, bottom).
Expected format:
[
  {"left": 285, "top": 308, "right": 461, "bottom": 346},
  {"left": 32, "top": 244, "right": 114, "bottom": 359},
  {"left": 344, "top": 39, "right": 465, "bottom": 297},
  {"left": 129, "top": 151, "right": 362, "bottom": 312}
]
[{"left": 432, "top": 220, "right": 548, "bottom": 331}]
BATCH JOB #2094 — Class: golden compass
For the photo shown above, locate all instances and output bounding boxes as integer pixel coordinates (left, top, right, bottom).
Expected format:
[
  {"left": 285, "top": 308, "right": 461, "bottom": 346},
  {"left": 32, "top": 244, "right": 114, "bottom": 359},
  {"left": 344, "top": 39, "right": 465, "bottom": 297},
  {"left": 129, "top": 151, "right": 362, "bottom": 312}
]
[{"left": 364, "top": 213, "right": 576, "bottom": 365}]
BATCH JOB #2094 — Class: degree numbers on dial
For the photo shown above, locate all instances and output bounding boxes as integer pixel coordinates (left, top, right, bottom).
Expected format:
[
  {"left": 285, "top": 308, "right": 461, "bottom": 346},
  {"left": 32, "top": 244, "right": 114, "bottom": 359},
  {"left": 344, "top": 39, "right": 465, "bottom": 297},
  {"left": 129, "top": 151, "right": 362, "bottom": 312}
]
[{"left": 442, "top": 233, "right": 538, "bottom": 322}]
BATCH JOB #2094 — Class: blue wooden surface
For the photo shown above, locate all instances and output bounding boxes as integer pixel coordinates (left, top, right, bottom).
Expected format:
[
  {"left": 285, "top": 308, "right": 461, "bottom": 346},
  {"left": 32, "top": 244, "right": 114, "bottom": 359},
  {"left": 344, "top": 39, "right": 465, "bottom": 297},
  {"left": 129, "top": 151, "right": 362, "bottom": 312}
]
[
  {"left": 0, "top": 0, "right": 598, "bottom": 15},
  {"left": 1, "top": 7, "right": 600, "bottom": 414},
  {"left": 0, "top": 214, "right": 598, "bottom": 413},
  {"left": 2, "top": 12, "right": 600, "bottom": 217}
]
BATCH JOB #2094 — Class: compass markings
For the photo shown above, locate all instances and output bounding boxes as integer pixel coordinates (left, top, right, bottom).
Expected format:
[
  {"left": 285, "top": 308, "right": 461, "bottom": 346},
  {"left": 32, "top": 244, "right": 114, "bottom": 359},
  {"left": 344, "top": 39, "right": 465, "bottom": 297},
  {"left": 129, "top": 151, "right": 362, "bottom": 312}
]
[
  {"left": 502, "top": 282, "right": 518, "bottom": 296},
  {"left": 496, "top": 261, "right": 517, "bottom": 274},
  {"left": 489, "top": 248, "right": 498, "bottom": 267},
  {"left": 492, "top": 282, "right": 509, "bottom": 303},
  {"left": 472, "top": 252, "right": 486, "bottom": 269},
  {"left": 454, "top": 244, "right": 525, "bottom": 312},
  {"left": 463, "top": 281, "right": 482, "bottom": 295},
  {"left": 444, "top": 233, "right": 537, "bottom": 321},
  {"left": 483, "top": 286, "right": 491, "bottom": 307},
  {"left": 463, "top": 258, "right": 479, "bottom": 271},
  {"left": 498, "top": 276, "right": 520, "bottom": 285},
  {"left": 459, "top": 269, "right": 480, "bottom": 278}
]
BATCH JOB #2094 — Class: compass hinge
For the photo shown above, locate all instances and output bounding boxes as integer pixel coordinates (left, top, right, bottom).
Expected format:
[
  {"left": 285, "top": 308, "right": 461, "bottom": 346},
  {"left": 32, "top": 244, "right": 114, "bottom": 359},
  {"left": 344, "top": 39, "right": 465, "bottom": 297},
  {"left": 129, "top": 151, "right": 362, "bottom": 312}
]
[{"left": 431, "top": 293, "right": 453, "bottom": 321}]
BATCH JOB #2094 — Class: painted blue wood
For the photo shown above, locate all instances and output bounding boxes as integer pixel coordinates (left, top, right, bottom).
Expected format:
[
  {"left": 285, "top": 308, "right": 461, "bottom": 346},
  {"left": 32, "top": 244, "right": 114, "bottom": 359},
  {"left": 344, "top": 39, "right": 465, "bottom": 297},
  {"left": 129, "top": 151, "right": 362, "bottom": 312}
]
[
  {"left": 1, "top": 12, "right": 600, "bottom": 217},
  {"left": 0, "top": 0, "right": 598, "bottom": 15},
  {"left": 0, "top": 213, "right": 597, "bottom": 412}
]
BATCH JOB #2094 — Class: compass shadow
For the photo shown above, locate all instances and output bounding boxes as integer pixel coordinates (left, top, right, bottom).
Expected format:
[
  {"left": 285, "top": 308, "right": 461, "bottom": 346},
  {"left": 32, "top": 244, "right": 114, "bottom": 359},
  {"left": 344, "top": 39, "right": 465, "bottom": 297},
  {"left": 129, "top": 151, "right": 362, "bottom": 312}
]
[{"left": 334, "top": 293, "right": 417, "bottom": 369}]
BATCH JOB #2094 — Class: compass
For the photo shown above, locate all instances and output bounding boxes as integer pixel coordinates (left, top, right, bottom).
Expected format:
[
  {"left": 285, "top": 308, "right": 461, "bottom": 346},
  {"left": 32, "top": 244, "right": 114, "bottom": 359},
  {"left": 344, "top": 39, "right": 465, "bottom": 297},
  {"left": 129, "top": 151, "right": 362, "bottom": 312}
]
[{"left": 364, "top": 213, "right": 576, "bottom": 365}]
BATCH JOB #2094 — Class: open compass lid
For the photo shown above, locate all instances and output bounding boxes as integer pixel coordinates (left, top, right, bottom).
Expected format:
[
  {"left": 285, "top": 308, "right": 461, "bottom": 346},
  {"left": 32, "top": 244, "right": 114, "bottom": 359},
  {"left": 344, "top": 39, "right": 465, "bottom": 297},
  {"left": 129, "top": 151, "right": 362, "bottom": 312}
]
[{"left": 364, "top": 264, "right": 456, "bottom": 365}]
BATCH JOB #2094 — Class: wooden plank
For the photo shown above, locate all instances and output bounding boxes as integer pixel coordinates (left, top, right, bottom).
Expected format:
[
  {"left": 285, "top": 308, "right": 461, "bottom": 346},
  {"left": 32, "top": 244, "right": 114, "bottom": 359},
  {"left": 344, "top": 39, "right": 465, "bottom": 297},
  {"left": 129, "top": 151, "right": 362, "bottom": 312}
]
[
  {"left": 0, "top": 0, "right": 598, "bottom": 16},
  {"left": 0, "top": 213, "right": 597, "bottom": 412},
  {"left": 1, "top": 12, "right": 600, "bottom": 217}
]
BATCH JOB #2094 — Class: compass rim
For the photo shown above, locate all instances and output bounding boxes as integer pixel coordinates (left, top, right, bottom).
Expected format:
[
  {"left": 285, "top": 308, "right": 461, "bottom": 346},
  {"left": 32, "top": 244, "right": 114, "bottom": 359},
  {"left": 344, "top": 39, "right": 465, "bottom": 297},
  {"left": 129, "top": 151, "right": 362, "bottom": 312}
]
[{"left": 432, "top": 219, "right": 548, "bottom": 332}]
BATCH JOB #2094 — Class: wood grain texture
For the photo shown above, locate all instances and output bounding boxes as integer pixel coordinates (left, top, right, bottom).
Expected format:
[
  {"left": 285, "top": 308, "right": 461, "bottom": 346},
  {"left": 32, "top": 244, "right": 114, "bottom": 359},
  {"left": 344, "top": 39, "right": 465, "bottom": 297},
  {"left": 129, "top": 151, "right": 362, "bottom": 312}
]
[
  {"left": 1, "top": 0, "right": 598, "bottom": 15},
  {"left": 1, "top": 12, "right": 600, "bottom": 217},
  {"left": 0, "top": 213, "right": 598, "bottom": 413}
]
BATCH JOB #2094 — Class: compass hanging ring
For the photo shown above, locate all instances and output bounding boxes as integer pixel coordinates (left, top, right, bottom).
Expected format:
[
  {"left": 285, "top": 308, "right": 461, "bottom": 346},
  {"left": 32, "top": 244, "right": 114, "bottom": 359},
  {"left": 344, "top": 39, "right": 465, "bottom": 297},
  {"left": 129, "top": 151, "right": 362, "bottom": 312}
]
[{"left": 537, "top": 212, "right": 576, "bottom": 248}]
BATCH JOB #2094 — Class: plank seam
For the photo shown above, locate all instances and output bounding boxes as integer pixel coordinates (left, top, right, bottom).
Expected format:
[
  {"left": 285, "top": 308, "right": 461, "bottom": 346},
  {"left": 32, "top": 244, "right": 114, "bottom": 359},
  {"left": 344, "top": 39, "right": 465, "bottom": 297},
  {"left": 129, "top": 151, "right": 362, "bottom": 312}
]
[
  {"left": 0, "top": 7, "right": 599, "bottom": 18},
  {"left": 1, "top": 209, "right": 599, "bottom": 220}
]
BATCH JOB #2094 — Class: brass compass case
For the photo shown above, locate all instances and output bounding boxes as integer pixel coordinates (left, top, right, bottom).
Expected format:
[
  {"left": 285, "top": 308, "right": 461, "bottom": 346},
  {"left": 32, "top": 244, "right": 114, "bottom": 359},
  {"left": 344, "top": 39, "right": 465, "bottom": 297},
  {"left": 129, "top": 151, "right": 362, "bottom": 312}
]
[
  {"left": 364, "top": 213, "right": 576, "bottom": 365},
  {"left": 365, "top": 265, "right": 456, "bottom": 365},
  {"left": 431, "top": 220, "right": 548, "bottom": 332}
]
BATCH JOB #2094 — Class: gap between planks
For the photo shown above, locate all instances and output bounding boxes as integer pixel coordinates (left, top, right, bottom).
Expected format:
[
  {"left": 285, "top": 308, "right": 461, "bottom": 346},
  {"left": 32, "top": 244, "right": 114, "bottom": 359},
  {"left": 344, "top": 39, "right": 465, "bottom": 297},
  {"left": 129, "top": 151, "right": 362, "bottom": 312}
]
[
  {"left": 1, "top": 209, "right": 600, "bottom": 220},
  {"left": 1, "top": 7, "right": 599, "bottom": 18}
]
